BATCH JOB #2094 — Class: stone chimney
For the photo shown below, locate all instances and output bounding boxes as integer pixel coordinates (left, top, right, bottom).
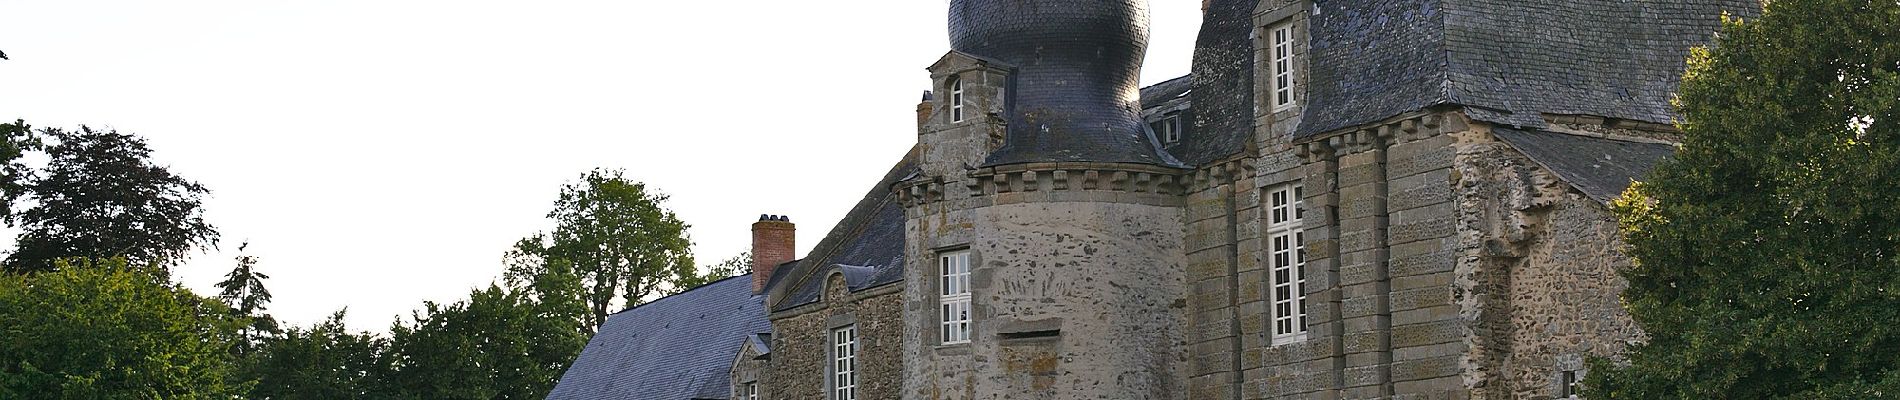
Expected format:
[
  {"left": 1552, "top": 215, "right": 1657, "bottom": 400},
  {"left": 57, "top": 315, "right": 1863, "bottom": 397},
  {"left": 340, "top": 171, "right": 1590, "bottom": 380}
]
[
  {"left": 751, "top": 214, "right": 796, "bottom": 294},
  {"left": 916, "top": 90, "right": 935, "bottom": 128}
]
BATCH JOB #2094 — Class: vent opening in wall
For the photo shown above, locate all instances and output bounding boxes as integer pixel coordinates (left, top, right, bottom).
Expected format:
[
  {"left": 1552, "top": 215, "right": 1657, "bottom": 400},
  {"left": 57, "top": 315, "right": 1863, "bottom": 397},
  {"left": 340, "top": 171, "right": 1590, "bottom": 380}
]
[{"left": 999, "top": 329, "right": 1060, "bottom": 340}]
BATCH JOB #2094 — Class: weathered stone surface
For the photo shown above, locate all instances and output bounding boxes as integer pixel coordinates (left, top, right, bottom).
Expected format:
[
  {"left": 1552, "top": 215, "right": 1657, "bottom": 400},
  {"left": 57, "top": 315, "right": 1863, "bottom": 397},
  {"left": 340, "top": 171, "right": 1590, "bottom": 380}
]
[
  {"left": 1390, "top": 355, "right": 1461, "bottom": 381},
  {"left": 1391, "top": 287, "right": 1451, "bottom": 312},
  {"left": 938, "top": 202, "right": 1188, "bottom": 399},
  {"left": 1390, "top": 244, "right": 1457, "bottom": 278},
  {"left": 768, "top": 286, "right": 904, "bottom": 400}
]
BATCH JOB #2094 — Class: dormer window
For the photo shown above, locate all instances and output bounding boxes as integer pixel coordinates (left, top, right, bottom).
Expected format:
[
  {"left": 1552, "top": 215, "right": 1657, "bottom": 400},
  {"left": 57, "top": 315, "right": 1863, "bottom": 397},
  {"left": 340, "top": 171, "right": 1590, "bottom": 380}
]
[
  {"left": 949, "top": 76, "right": 966, "bottom": 123},
  {"left": 1152, "top": 113, "right": 1183, "bottom": 144},
  {"left": 1269, "top": 20, "right": 1297, "bottom": 111}
]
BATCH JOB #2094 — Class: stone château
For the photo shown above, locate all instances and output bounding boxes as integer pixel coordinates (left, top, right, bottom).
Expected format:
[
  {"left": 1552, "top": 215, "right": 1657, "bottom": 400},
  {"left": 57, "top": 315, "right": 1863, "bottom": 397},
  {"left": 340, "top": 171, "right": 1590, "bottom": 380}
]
[{"left": 545, "top": 0, "right": 1760, "bottom": 399}]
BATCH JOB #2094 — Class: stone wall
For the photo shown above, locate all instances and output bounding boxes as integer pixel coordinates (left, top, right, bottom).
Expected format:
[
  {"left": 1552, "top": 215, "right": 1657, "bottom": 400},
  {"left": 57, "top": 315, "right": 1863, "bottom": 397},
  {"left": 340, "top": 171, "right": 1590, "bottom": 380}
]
[
  {"left": 730, "top": 340, "right": 767, "bottom": 400},
  {"left": 765, "top": 277, "right": 904, "bottom": 400},
  {"left": 901, "top": 161, "right": 1192, "bottom": 400},
  {"left": 1182, "top": 162, "right": 1263, "bottom": 400},
  {"left": 1451, "top": 129, "right": 1643, "bottom": 399},
  {"left": 1210, "top": 110, "right": 1468, "bottom": 400},
  {"left": 964, "top": 201, "right": 1189, "bottom": 399}
]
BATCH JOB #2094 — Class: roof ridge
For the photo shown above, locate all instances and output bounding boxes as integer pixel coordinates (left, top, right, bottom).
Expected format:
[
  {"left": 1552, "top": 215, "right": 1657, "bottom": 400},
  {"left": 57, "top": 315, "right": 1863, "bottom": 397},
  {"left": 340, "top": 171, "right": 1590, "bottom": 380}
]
[
  {"left": 1140, "top": 74, "right": 1192, "bottom": 90},
  {"left": 765, "top": 147, "right": 918, "bottom": 311},
  {"left": 609, "top": 273, "right": 755, "bottom": 316}
]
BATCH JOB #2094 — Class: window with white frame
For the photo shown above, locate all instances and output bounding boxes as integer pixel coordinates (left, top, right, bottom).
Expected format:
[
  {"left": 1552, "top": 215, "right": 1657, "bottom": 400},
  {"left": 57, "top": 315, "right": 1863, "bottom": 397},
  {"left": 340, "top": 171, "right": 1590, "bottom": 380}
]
[
  {"left": 744, "top": 382, "right": 759, "bottom": 400},
  {"left": 1267, "top": 183, "right": 1307, "bottom": 344},
  {"left": 939, "top": 250, "right": 972, "bottom": 344},
  {"left": 1152, "top": 113, "right": 1182, "bottom": 144},
  {"left": 1269, "top": 20, "right": 1297, "bottom": 111},
  {"left": 949, "top": 76, "right": 965, "bottom": 123},
  {"left": 831, "top": 325, "right": 857, "bottom": 400}
]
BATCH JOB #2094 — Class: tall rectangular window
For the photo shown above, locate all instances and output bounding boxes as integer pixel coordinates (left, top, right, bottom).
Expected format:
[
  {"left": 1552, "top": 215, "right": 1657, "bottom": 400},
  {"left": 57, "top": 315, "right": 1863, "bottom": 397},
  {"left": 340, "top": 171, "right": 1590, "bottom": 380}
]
[
  {"left": 1267, "top": 183, "right": 1307, "bottom": 344},
  {"left": 1269, "top": 20, "right": 1297, "bottom": 111},
  {"left": 940, "top": 250, "right": 972, "bottom": 344},
  {"left": 950, "top": 76, "right": 965, "bottom": 123},
  {"left": 745, "top": 382, "right": 758, "bottom": 400},
  {"left": 831, "top": 325, "right": 857, "bottom": 400}
]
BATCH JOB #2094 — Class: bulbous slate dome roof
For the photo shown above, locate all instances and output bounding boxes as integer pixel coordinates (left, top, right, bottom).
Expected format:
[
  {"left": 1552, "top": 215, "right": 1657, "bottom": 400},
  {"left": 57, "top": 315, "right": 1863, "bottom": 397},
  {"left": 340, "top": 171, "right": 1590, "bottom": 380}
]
[{"left": 949, "top": 0, "right": 1181, "bottom": 168}]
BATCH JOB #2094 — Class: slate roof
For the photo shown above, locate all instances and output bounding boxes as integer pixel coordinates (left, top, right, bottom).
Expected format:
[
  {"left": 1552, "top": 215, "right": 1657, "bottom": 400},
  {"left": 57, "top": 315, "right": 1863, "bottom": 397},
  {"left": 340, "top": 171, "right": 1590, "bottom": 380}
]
[
  {"left": 1175, "top": 0, "right": 1258, "bottom": 166},
  {"left": 1493, "top": 127, "right": 1677, "bottom": 202},
  {"left": 769, "top": 149, "right": 917, "bottom": 312},
  {"left": 952, "top": 0, "right": 1184, "bottom": 168},
  {"left": 1139, "top": 75, "right": 1193, "bottom": 111},
  {"left": 1296, "top": 0, "right": 1759, "bottom": 139},
  {"left": 545, "top": 275, "right": 770, "bottom": 400}
]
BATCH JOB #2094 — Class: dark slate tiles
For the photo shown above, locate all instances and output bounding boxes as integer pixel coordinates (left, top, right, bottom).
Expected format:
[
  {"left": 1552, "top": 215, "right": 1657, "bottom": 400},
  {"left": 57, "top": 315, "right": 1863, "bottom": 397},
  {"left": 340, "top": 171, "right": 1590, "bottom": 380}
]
[
  {"left": 546, "top": 275, "right": 770, "bottom": 400},
  {"left": 1492, "top": 127, "right": 1677, "bottom": 202},
  {"left": 771, "top": 150, "right": 918, "bottom": 312},
  {"left": 1296, "top": 0, "right": 1757, "bottom": 139},
  {"left": 1139, "top": 75, "right": 1192, "bottom": 111},
  {"left": 950, "top": 0, "right": 1182, "bottom": 168},
  {"left": 1443, "top": 0, "right": 1757, "bottom": 129},
  {"left": 1296, "top": 0, "right": 1453, "bottom": 139},
  {"left": 1176, "top": 0, "right": 1256, "bottom": 166}
]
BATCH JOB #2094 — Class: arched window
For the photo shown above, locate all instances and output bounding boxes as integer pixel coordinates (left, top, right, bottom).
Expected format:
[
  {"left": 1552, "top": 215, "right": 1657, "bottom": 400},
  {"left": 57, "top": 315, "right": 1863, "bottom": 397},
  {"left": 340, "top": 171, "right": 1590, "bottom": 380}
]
[{"left": 949, "top": 75, "right": 965, "bottom": 123}]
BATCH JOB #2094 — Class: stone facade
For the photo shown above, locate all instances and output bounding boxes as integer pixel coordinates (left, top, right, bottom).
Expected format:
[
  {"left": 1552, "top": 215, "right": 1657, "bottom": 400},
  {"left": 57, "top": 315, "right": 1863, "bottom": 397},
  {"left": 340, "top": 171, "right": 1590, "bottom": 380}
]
[
  {"left": 766, "top": 275, "right": 905, "bottom": 400},
  {"left": 708, "top": 1, "right": 1734, "bottom": 399}
]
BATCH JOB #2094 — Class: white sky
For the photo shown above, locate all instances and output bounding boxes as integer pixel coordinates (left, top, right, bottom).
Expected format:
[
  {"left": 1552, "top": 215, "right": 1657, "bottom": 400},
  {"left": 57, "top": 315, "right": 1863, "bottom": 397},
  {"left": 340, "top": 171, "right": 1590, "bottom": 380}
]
[{"left": 0, "top": 1, "right": 1203, "bottom": 331}]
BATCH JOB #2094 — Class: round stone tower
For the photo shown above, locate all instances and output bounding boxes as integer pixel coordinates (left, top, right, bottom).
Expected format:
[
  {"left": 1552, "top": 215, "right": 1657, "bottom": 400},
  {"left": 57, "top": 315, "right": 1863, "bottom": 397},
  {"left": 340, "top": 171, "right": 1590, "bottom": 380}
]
[{"left": 901, "top": 1, "right": 1189, "bottom": 399}]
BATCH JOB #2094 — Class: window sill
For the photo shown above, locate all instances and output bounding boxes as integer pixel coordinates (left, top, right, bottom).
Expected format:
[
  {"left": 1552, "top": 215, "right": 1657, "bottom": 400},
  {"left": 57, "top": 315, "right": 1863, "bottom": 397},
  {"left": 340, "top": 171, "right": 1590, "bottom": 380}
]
[
  {"left": 933, "top": 342, "right": 972, "bottom": 356},
  {"left": 1269, "top": 333, "right": 1309, "bottom": 347}
]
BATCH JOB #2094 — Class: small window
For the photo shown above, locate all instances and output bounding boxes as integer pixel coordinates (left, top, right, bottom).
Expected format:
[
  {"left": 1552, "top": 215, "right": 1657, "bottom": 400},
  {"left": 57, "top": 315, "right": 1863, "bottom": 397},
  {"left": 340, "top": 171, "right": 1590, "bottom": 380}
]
[
  {"left": 940, "top": 250, "right": 973, "bottom": 344},
  {"left": 745, "top": 382, "right": 759, "bottom": 400},
  {"left": 949, "top": 76, "right": 965, "bottom": 123},
  {"left": 1269, "top": 20, "right": 1297, "bottom": 111},
  {"left": 1267, "top": 183, "right": 1307, "bottom": 345},
  {"left": 1559, "top": 370, "right": 1580, "bottom": 399},
  {"left": 831, "top": 326, "right": 857, "bottom": 400},
  {"left": 1152, "top": 113, "right": 1182, "bottom": 144}
]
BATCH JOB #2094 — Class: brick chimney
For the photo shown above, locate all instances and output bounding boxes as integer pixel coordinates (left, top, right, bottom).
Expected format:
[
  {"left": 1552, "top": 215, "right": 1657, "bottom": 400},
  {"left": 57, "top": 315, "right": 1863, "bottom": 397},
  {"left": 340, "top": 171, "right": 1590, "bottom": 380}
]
[
  {"left": 916, "top": 90, "right": 936, "bottom": 128},
  {"left": 751, "top": 214, "right": 796, "bottom": 294}
]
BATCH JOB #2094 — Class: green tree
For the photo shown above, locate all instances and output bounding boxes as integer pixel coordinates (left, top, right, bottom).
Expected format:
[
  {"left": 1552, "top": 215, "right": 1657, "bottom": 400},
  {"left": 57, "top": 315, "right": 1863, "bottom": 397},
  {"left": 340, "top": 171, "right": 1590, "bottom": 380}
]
[
  {"left": 245, "top": 311, "right": 389, "bottom": 400},
  {"left": 1587, "top": 1, "right": 1900, "bottom": 398},
  {"left": 382, "top": 275, "right": 588, "bottom": 399},
  {"left": 217, "top": 242, "right": 281, "bottom": 356},
  {"left": 0, "top": 258, "right": 246, "bottom": 399},
  {"left": 5, "top": 126, "right": 218, "bottom": 275},
  {"left": 505, "top": 168, "right": 699, "bottom": 330},
  {"left": 680, "top": 250, "right": 748, "bottom": 289},
  {"left": 0, "top": 120, "right": 39, "bottom": 220}
]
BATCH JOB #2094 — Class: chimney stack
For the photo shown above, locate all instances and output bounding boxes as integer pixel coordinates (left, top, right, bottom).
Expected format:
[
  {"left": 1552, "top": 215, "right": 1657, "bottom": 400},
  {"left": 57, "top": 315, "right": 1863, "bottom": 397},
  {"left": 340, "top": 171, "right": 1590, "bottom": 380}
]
[
  {"left": 751, "top": 214, "right": 796, "bottom": 294},
  {"left": 916, "top": 90, "right": 936, "bottom": 128}
]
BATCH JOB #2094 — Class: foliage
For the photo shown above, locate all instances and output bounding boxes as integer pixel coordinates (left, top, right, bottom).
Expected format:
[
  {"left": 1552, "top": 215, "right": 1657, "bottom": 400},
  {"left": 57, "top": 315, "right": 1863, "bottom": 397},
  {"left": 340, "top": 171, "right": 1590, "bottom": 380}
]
[
  {"left": 239, "top": 264, "right": 587, "bottom": 399},
  {"left": 681, "top": 250, "right": 748, "bottom": 290},
  {"left": 244, "top": 311, "right": 388, "bottom": 400},
  {"left": 0, "top": 258, "right": 246, "bottom": 399},
  {"left": 5, "top": 126, "right": 218, "bottom": 275},
  {"left": 0, "top": 120, "right": 39, "bottom": 220},
  {"left": 217, "top": 242, "right": 281, "bottom": 356},
  {"left": 505, "top": 168, "right": 700, "bottom": 330},
  {"left": 380, "top": 277, "right": 589, "bottom": 400},
  {"left": 1587, "top": 1, "right": 1900, "bottom": 398}
]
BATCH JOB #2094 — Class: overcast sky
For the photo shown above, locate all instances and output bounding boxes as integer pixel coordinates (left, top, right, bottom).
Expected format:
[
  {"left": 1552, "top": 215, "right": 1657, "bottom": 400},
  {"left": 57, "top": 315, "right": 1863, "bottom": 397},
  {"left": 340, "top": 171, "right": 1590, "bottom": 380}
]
[{"left": 0, "top": 1, "right": 1204, "bottom": 331}]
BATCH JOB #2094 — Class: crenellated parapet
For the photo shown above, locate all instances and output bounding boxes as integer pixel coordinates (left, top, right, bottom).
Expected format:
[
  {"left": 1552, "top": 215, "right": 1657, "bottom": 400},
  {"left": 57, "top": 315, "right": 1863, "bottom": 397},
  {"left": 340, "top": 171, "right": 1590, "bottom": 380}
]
[
  {"left": 896, "top": 162, "right": 1189, "bottom": 207},
  {"left": 1297, "top": 110, "right": 1466, "bottom": 162}
]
